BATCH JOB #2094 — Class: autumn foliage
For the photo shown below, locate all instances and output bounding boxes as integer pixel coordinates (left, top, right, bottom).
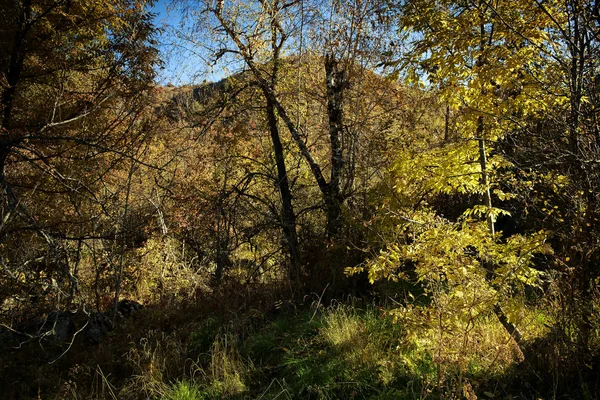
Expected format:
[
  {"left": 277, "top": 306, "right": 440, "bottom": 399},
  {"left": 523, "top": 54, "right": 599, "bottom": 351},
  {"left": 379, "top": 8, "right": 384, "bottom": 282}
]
[{"left": 1, "top": 0, "right": 600, "bottom": 398}]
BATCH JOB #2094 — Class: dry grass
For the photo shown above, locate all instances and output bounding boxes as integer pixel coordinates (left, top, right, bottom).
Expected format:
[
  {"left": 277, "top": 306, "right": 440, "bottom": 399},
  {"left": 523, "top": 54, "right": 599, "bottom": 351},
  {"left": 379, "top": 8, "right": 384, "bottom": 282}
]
[
  {"left": 320, "top": 305, "right": 367, "bottom": 347},
  {"left": 202, "top": 332, "right": 249, "bottom": 397},
  {"left": 118, "top": 331, "right": 187, "bottom": 399}
]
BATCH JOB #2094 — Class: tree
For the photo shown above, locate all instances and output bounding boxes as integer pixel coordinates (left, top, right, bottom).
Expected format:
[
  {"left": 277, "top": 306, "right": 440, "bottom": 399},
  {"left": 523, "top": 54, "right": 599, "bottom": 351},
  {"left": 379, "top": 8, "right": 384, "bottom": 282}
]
[
  {"left": 180, "top": 0, "right": 384, "bottom": 240},
  {"left": 350, "top": 0, "right": 578, "bottom": 366},
  {"left": 403, "top": 0, "right": 600, "bottom": 366},
  {"left": 349, "top": 1, "right": 600, "bottom": 388},
  {"left": 0, "top": 0, "right": 159, "bottom": 316},
  {"left": 490, "top": 0, "right": 600, "bottom": 368}
]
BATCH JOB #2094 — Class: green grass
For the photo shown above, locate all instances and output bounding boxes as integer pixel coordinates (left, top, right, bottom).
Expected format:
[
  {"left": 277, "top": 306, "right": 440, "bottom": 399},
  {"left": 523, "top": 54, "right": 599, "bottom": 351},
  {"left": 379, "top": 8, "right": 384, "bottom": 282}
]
[
  {"left": 166, "top": 381, "right": 204, "bottom": 400},
  {"left": 168, "top": 301, "right": 556, "bottom": 399},
  {"left": 188, "top": 316, "right": 222, "bottom": 357},
  {"left": 240, "top": 304, "right": 423, "bottom": 399}
]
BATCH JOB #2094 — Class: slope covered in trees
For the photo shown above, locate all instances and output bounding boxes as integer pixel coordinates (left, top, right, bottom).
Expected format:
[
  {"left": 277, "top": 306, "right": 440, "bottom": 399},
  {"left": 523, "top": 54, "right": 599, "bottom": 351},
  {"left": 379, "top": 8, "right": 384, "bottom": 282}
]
[{"left": 1, "top": 0, "right": 599, "bottom": 398}]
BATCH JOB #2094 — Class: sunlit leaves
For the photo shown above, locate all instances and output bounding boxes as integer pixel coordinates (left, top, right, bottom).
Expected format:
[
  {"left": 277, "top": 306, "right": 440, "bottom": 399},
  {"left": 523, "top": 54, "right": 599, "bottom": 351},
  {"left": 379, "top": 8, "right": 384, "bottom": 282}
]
[
  {"left": 399, "top": 0, "right": 570, "bottom": 143},
  {"left": 393, "top": 140, "right": 481, "bottom": 197}
]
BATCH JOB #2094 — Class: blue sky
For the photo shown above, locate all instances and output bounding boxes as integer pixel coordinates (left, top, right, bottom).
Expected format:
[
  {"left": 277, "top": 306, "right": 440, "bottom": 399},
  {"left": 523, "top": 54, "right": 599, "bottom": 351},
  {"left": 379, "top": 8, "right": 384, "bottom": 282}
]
[{"left": 151, "top": 0, "right": 228, "bottom": 85}]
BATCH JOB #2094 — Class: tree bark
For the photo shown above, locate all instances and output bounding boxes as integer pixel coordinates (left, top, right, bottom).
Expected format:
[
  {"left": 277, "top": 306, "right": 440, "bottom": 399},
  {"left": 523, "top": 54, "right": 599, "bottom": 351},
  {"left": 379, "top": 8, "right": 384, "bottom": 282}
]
[
  {"left": 477, "top": 116, "right": 495, "bottom": 238},
  {"left": 265, "top": 94, "right": 300, "bottom": 281},
  {"left": 1, "top": 0, "right": 30, "bottom": 132},
  {"left": 477, "top": 116, "right": 523, "bottom": 344},
  {"left": 324, "top": 54, "right": 346, "bottom": 238}
]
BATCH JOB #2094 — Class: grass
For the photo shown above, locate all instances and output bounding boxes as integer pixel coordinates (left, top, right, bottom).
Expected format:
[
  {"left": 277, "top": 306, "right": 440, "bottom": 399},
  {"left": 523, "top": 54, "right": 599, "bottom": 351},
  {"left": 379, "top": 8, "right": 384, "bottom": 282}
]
[
  {"left": 242, "top": 300, "right": 553, "bottom": 399},
  {"left": 152, "top": 302, "right": 538, "bottom": 399},
  {"left": 129, "top": 296, "right": 592, "bottom": 400},
  {"left": 204, "top": 333, "right": 248, "bottom": 397},
  {"left": 11, "top": 295, "right": 591, "bottom": 400},
  {"left": 166, "top": 381, "right": 204, "bottom": 400},
  {"left": 242, "top": 304, "right": 419, "bottom": 399}
]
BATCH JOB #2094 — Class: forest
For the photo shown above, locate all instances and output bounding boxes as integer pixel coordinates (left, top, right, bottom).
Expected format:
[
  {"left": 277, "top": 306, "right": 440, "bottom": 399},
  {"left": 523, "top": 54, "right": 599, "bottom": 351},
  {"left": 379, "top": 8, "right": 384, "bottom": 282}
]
[{"left": 0, "top": 0, "right": 599, "bottom": 398}]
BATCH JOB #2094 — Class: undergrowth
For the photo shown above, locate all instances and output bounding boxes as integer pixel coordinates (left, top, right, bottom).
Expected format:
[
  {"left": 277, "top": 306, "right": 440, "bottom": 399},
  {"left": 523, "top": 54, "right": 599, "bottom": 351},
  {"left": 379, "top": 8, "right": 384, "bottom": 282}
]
[
  {"left": 2, "top": 295, "right": 596, "bottom": 399},
  {"left": 151, "top": 302, "right": 550, "bottom": 399}
]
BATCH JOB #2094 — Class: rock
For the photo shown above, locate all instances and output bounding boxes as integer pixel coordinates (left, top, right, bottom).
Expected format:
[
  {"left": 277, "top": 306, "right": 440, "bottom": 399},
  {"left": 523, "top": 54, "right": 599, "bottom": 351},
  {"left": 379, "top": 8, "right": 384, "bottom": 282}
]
[
  {"left": 43, "top": 311, "right": 76, "bottom": 342},
  {"left": 0, "top": 325, "right": 21, "bottom": 349},
  {"left": 84, "top": 312, "right": 113, "bottom": 344},
  {"left": 0, "top": 316, "right": 46, "bottom": 350},
  {"left": 1, "top": 311, "right": 80, "bottom": 348},
  {"left": 117, "top": 299, "right": 143, "bottom": 318}
]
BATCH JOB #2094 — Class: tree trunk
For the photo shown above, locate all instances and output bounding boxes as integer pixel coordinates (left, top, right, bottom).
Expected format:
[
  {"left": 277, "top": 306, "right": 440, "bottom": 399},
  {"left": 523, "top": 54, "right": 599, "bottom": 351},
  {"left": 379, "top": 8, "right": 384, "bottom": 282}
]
[
  {"left": 2, "top": 0, "right": 30, "bottom": 131},
  {"left": 213, "top": 212, "right": 229, "bottom": 286},
  {"left": 214, "top": 170, "right": 232, "bottom": 286},
  {"left": 265, "top": 95, "right": 300, "bottom": 281},
  {"left": 477, "top": 117, "right": 495, "bottom": 238},
  {"left": 444, "top": 103, "right": 450, "bottom": 141},
  {"left": 324, "top": 54, "right": 346, "bottom": 238},
  {"left": 477, "top": 116, "right": 523, "bottom": 344}
]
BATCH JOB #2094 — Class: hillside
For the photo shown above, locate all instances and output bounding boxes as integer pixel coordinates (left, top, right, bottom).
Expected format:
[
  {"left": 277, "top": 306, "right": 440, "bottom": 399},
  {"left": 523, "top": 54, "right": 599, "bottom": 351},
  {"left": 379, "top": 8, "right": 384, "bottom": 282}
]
[{"left": 1, "top": 1, "right": 600, "bottom": 399}]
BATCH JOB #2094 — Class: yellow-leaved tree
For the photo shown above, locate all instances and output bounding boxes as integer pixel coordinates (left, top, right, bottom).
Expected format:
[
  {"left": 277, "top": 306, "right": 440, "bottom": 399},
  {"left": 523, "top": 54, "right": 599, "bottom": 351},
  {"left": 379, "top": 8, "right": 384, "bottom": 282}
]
[{"left": 346, "top": 0, "right": 579, "bottom": 391}]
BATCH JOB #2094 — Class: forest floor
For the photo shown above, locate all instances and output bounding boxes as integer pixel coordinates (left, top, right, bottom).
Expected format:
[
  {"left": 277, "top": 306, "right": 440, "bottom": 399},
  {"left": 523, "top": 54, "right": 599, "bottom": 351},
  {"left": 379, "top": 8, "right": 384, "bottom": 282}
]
[{"left": 2, "top": 282, "right": 594, "bottom": 399}]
